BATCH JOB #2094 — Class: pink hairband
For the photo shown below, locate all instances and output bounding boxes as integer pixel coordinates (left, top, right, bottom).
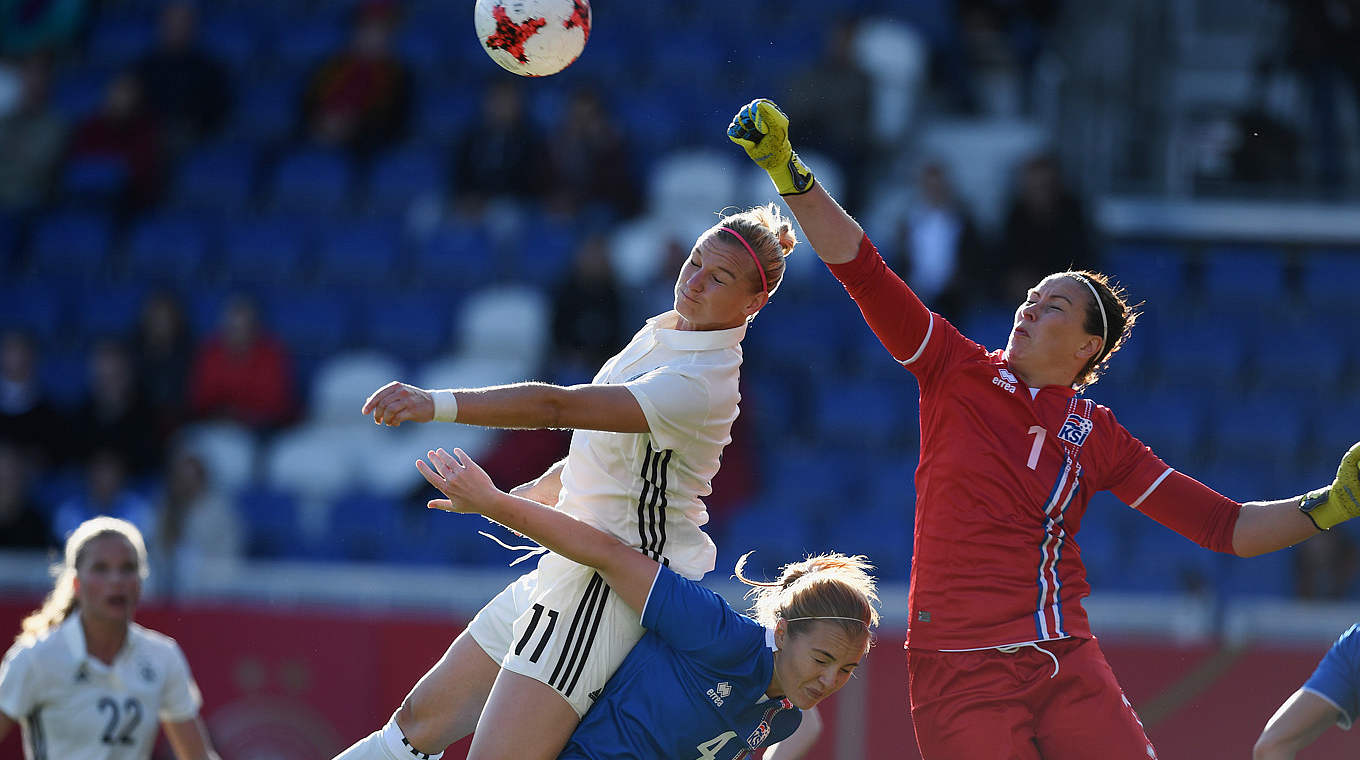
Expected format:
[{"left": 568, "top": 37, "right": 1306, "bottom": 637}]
[{"left": 720, "top": 226, "right": 767, "bottom": 294}]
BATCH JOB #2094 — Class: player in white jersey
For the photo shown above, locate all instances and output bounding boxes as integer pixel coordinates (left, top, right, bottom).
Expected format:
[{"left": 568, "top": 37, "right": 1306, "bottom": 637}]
[
  {"left": 340, "top": 204, "right": 799, "bottom": 760},
  {"left": 0, "top": 517, "right": 218, "bottom": 760}
]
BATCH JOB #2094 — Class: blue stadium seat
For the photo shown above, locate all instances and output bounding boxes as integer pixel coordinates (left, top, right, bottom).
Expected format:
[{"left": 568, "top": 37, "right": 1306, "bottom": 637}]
[
  {"left": 1105, "top": 243, "right": 1189, "bottom": 309},
  {"left": 267, "top": 19, "right": 345, "bottom": 71},
  {"left": 826, "top": 510, "right": 911, "bottom": 581},
  {"left": 52, "top": 69, "right": 110, "bottom": 121},
  {"left": 413, "top": 84, "right": 482, "bottom": 145},
  {"left": 173, "top": 142, "right": 258, "bottom": 214},
  {"left": 235, "top": 486, "right": 308, "bottom": 560},
  {"left": 73, "top": 281, "right": 147, "bottom": 338},
  {"left": 268, "top": 148, "right": 355, "bottom": 216},
  {"left": 1310, "top": 397, "right": 1360, "bottom": 461},
  {"left": 1113, "top": 394, "right": 1206, "bottom": 468},
  {"left": 1221, "top": 549, "right": 1295, "bottom": 599},
  {"left": 413, "top": 221, "right": 499, "bottom": 288},
  {"left": 1300, "top": 249, "right": 1360, "bottom": 311},
  {"left": 1149, "top": 317, "right": 1247, "bottom": 389},
  {"left": 960, "top": 305, "right": 1016, "bottom": 352},
  {"left": 510, "top": 220, "right": 577, "bottom": 288},
  {"left": 326, "top": 492, "right": 406, "bottom": 562},
  {"left": 40, "top": 346, "right": 88, "bottom": 409},
  {"left": 313, "top": 219, "right": 404, "bottom": 285},
  {"left": 716, "top": 502, "right": 814, "bottom": 581},
  {"left": 262, "top": 287, "right": 353, "bottom": 357},
  {"left": 355, "top": 290, "right": 454, "bottom": 360},
  {"left": 229, "top": 76, "right": 302, "bottom": 143},
  {"left": 220, "top": 216, "right": 308, "bottom": 285},
  {"left": 365, "top": 146, "right": 446, "bottom": 217},
  {"left": 1208, "top": 395, "right": 1306, "bottom": 473},
  {"left": 1121, "top": 518, "right": 1223, "bottom": 594},
  {"left": 59, "top": 156, "right": 129, "bottom": 206},
  {"left": 0, "top": 280, "right": 67, "bottom": 341},
  {"left": 87, "top": 16, "right": 156, "bottom": 67},
  {"left": 198, "top": 14, "right": 261, "bottom": 73},
  {"left": 125, "top": 213, "right": 210, "bottom": 282},
  {"left": 1252, "top": 326, "right": 1344, "bottom": 392},
  {"left": 28, "top": 211, "right": 114, "bottom": 278},
  {"left": 813, "top": 379, "right": 915, "bottom": 448},
  {"left": 1201, "top": 246, "right": 1288, "bottom": 308}
]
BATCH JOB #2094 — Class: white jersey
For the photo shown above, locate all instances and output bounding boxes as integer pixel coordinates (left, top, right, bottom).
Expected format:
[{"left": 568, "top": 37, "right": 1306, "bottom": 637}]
[
  {"left": 557, "top": 310, "right": 744, "bottom": 579},
  {"left": 0, "top": 616, "right": 202, "bottom": 760}
]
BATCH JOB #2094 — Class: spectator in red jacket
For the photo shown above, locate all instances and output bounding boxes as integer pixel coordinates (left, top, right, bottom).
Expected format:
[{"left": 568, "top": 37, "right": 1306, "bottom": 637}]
[{"left": 189, "top": 296, "right": 296, "bottom": 430}]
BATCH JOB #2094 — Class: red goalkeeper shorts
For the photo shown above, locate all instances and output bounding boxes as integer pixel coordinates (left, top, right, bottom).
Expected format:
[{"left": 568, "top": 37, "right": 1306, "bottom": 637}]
[{"left": 907, "top": 637, "right": 1157, "bottom": 760}]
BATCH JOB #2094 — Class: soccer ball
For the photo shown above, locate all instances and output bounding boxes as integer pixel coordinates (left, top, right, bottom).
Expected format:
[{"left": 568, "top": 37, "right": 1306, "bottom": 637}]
[{"left": 474, "top": 0, "right": 591, "bottom": 77}]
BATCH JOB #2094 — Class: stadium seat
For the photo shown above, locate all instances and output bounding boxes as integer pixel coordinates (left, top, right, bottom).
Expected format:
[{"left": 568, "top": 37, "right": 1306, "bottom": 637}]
[
  {"left": 173, "top": 142, "right": 258, "bottom": 214},
  {"left": 220, "top": 216, "right": 308, "bottom": 285},
  {"left": 0, "top": 280, "right": 66, "bottom": 341},
  {"left": 1207, "top": 395, "right": 1306, "bottom": 475},
  {"left": 52, "top": 69, "right": 110, "bottom": 121},
  {"left": 1149, "top": 317, "right": 1247, "bottom": 390},
  {"left": 178, "top": 422, "right": 259, "bottom": 494},
  {"left": 267, "top": 18, "right": 345, "bottom": 71},
  {"left": 325, "top": 492, "right": 406, "bottom": 562},
  {"left": 1113, "top": 394, "right": 1206, "bottom": 469},
  {"left": 229, "top": 78, "right": 299, "bottom": 143},
  {"left": 261, "top": 288, "right": 353, "bottom": 358},
  {"left": 87, "top": 15, "right": 155, "bottom": 67},
  {"left": 235, "top": 485, "right": 306, "bottom": 559},
  {"left": 1201, "top": 246, "right": 1288, "bottom": 309},
  {"left": 198, "top": 14, "right": 261, "bottom": 73},
  {"left": 308, "top": 351, "right": 403, "bottom": 425},
  {"left": 1252, "top": 326, "right": 1344, "bottom": 392},
  {"left": 1299, "top": 249, "right": 1360, "bottom": 312},
  {"left": 72, "top": 281, "right": 146, "bottom": 338},
  {"left": 262, "top": 423, "right": 361, "bottom": 501},
  {"left": 28, "top": 211, "right": 114, "bottom": 278},
  {"left": 508, "top": 218, "right": 578, "bottom": 289},
  {"left": 365, "top": 146, "right": 447, "bottom": 217},
  {"left": 354, "top": 290, "right": 454, "bottom": 361},
  {"left": 647, "top": 149, "right": 740, "bottom": 237},
  {"left": 59, "top": 156, "right": 129, "bottom": 207},
  {"left": 1104, "top": 242, "right": 1189, "bottom": 308},
  {"left": 455, "top": 285, "right": 549, "bottom": 364},
  {"left": 268, "top": 148, "right": 356, "bottom": 216},
  {"left": 125, "top": 213, "right": 211, "bottom": 282},
  {"left": 413, "top": 83, "right": 482, "bottom": 145},
  {"left": 313, "top": 219, "right": 404, "bottom": 285},
  {"left": 413, "top": 220, "right": 498, "bottom": 288},
  {"left": 39, "top": 346, "right": 89, "bottom": 409},
  {"left": 812, "top": 380, "right": 914, "bottom": 448},
  {"left": 1220, "top": 548, "right": 1294, "bottom": 599}
]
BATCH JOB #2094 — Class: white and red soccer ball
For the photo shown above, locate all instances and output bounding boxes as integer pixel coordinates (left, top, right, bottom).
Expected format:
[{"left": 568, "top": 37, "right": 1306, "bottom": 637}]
[{"left": 474, "top": 0, "right": 591, "bottom": 77}]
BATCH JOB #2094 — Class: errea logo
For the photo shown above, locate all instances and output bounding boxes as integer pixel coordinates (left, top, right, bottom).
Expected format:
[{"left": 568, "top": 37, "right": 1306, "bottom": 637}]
[
  {"left": 707, "top": 681, "right": 732, "bottom": 707},
  {"left": 993, "top": 367, "right": 1017, "bottom": 394}
]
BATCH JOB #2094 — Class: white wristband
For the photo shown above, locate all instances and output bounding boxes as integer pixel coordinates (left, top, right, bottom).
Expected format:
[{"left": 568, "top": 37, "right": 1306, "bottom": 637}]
[{"left": 431, "top": 390, "right": 459, "bottom": 422}]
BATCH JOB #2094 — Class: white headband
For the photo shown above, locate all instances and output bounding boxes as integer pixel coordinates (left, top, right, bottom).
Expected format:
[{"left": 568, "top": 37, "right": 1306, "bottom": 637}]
[
  {"left": 784, "top": 616, "right": 869, "bottom": 627},
  {"left": 1071, "top": 274, "right": 1108, "bottom": 350}
]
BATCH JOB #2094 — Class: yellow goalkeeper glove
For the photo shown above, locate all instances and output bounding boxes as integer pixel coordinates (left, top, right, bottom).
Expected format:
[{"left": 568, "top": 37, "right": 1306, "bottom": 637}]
[
  {"left": 1300, "top": 441, "right": 1360, "bottom": 530},
  {"left": 727, "top": 99, "right": 816, "bottom": 196}
]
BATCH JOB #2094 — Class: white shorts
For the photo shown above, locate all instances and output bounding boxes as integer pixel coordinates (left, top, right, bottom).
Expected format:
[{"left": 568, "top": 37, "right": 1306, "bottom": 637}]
[{"left": 466, "top": 552, "right": 645, "bottom": 717}]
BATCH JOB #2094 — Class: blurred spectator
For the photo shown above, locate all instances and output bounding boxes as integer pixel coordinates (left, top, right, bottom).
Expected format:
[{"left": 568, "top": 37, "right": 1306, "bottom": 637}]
[
  {"left": 66, "top": 70, "right": 164, "bottom": 211},
  {"left": 133, "top": 290, "right": 195, "bottom": 441},
  {"left": 189, "top": 295, "right": 297, "bottom": 430},
  {"left": 1271, "top": 0, "right": 1360, "bottom": 194},
  {"left": 957, "top": 0, "right": 1062, "bottom": 116},
  {"left": 450, "top": 79, "right": 544, "bottom": 216},
  {"left": 0, "top": 329, "right": 64, "bottom": 469},
  {"left": 152, "top": 444, "right": 244, "bottom": 595},
  {"left": 782, "top": 17, "right": 874, "bottom": 211},
  {"left": 880, "top": 161, "right": 992, "bottom": 321},
  {"left": 998, "top": 152, "right": 1097, "bottom": 299},
  {"left": 1296, "top": 528, "right": 1359, "bottom": 599},
  {"left": 0, "top": 53, "right": 67, "bottom": 211},
  {"left": 0, "top": 0, "right": 90, "bottom": 57},
  {"left": 550, "top": 234, "right": 626, "bottom": 383},
  {"left": 53, "top": 448, "right": 155, "bottom": 544},
  {"left": 134, "top": 1, "right": 233, "bottom": 155},
  {"left": 546, "top": 87, "right": 641, "bottom": 220},
  {"left": 0, "top": 443, "right": 55, "bottom": 551},
  {"left": 71, "top": 337, "right": 161, "bottom": 477},
  {"left": 300, "top": 0, "right": 410, "bottom": 155}
]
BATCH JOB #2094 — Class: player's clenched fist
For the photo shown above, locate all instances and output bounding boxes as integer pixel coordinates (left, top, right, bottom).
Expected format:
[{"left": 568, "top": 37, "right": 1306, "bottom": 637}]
[
  {"left": 728, "top": 98, "right": 816, "bottom": 196},
  {"left": 361, "top": 380, "right": 435, "bottom": 426},
  {"left": 1300, "top": 441, "right": 1360, "bottom": 530}
]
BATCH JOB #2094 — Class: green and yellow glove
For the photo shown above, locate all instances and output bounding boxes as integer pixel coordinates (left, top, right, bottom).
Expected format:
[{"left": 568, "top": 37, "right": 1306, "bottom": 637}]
[
  {"left": 1300, "top": 441, "right": 1360, "bottom": 530},
  {"left": 727, "top": 99, "right": 816, "bottom": 196}
]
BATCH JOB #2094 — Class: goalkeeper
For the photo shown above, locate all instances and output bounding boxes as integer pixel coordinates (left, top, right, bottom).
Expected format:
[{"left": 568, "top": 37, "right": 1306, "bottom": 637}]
[{"left": 728, "top": 97, "right": 1360, "bottom": 760}]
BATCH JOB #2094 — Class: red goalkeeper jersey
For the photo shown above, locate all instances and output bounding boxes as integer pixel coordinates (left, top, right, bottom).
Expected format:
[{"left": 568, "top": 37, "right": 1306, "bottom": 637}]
[{"left": 827, "top": 236, "right": 1241, "bottom": 650}]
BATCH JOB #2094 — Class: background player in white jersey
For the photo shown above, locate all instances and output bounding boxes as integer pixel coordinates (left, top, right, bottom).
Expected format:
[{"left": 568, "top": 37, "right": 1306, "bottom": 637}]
[
  {"left": 0, "top": 516, "right": 219, "bottom": 760},
  {"left": 416, "top": 445, "right": 877, "bottom": 760},
  {"left": 339, "top": 205, "right": 798, "bottom": 760}
]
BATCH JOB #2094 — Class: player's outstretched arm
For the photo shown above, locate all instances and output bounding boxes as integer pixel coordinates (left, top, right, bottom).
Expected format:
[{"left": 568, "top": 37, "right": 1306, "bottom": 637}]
[
  {"left": 1234, "top": 441, "right": 1360, "bottom": 556},
  {"left": 1253, "top": 689, "right": 1339, "bottom": 760},
  {"left": 163, "top": 716, "right": 222, "bottom": 760},
  {"left": 728, "top": 99, "right": 863, "bottom": 264},
  {"left": 364, "top": 380, "right": 649, "bottom": 434},
  {"left": 417, "top": 448, "right": 658, "bottom": 613}
]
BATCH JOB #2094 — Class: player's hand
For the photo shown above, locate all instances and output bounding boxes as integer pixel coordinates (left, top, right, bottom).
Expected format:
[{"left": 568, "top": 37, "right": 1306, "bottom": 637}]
[
  {"left": 728, "top": 99, "right": 816, "bottom": 196},
  {"left": 1300, "top": 441, "right": 1360, "bottom": 531},
  {"left": 418, "top": 447, "right": 500, "bottom": 514},
  {"left": 362, "top": 381, "right": 434, "bottom": 426}
]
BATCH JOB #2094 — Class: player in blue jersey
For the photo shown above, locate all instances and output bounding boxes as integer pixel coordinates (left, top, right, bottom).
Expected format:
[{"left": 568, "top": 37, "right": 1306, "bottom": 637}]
[
  {"left": 414, "top": 446, "right": 879, "bottom": 760},
  {"left": 1255, "top": 623, "right": 1360, "bottom": 759}
]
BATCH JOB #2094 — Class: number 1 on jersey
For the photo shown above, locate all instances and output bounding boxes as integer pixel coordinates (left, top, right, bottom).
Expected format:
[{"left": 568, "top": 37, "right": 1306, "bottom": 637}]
[{"left": 1026, "top": 426, "right": 1046, "bottom": 470}]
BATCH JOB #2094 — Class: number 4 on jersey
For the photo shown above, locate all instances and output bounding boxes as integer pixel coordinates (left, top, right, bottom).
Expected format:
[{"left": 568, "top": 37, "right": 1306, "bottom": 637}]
[{"left": 695, "top": 730, "right": 737, "bottom": 760}]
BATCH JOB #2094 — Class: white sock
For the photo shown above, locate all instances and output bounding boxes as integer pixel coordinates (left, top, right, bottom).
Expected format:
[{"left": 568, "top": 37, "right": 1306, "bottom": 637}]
[{"left": 333, "top": 718, "right": 443, "bottom": 760}]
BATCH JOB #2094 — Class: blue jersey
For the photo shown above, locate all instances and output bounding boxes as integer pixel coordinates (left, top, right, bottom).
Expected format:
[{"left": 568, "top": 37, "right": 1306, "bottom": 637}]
[
  {"left": 1303, "top": 623, "right": 1360, "bottom": 729},
  {"left": 560, "top": 566, "right": 802, "bottom": 759}
]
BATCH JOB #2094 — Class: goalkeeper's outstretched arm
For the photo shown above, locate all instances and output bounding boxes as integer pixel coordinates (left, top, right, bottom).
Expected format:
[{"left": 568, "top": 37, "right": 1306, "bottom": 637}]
[{"left": 1254, "top": 689, "right": 1339, "bottom": 759}]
